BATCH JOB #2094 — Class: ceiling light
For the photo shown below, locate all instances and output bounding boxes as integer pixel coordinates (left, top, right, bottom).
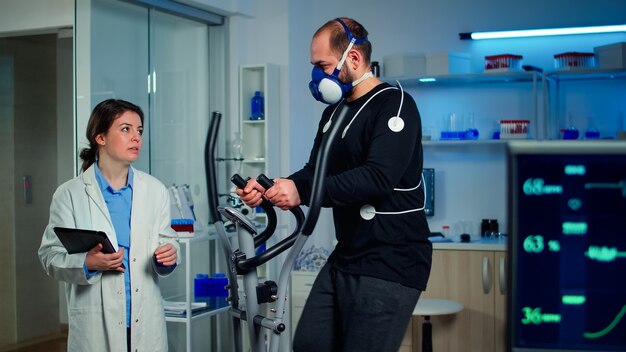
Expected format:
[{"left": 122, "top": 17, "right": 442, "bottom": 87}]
[{"left": 459, "top": 24, "right": 626, "bottom": 40}]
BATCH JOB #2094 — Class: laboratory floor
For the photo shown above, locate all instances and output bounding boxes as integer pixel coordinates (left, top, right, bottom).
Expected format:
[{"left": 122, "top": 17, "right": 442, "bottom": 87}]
[{"left": 2, "top": 330, "right": 67, "bottom": 352}]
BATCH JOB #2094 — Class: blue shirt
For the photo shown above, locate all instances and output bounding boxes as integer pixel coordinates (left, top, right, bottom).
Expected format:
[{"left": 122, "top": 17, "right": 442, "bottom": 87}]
[{"left": 94, "top": 163, "right": 133, "bottom": 327}]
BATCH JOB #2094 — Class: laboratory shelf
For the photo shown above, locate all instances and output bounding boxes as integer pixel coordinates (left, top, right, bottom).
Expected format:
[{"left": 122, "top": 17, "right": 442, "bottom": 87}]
[
  {"left": 423, "top": 140, "right": 510, "bottom": 147},
  {"left": 383, "top": 71, "right": 540, "bottom": 86},
  {"left": 541, "top": 68, "right": 626, "bottom": 140},
  {"left": 165, "top": 305, "right": 230, "bottom": 323},
  {"left": 543, "top": 68, "right": 626, "bottom": 81}
]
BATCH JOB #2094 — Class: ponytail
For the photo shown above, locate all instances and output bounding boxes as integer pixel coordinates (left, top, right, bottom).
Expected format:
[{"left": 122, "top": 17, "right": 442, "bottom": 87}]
[{"left": 79, "top": 147, "right": 97, "bottom": 173}]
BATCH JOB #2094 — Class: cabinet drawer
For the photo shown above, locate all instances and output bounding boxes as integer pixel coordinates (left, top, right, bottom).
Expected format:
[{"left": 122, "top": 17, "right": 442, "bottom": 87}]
[
  {"left": 291, "top": 293, "right": 308, "bottom": 309},
  {"left": 291, "top": 271, "right": 317, "bottom": 294}
]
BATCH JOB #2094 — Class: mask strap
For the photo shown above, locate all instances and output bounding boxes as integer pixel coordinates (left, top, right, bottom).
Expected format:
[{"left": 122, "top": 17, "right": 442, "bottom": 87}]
[
  {"left": 336, "top": 38, "right": 356, "bottom": 71},
  {"left": 352, "top": 71, "right": 374, "bottom": 87}
]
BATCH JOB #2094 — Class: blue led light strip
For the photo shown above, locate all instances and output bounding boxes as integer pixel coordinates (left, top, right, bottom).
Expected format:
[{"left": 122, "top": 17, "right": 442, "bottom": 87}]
[{"left": 460, "top": 24, "right": 626, "bottom": 40}]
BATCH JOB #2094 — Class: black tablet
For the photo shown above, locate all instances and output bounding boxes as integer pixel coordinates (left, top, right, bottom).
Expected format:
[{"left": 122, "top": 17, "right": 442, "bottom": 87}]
[{"left": 53, "top": 227, "right": 116, "bottom": 254}]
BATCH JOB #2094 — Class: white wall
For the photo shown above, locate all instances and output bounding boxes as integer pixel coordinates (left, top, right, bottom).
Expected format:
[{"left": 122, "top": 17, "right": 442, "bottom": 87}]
[
  {"left": 0, "top": 0, "right": 74, "bottom": 36},
  {"left": 180, "top": 0, "right": 256, "bottom": 17}
]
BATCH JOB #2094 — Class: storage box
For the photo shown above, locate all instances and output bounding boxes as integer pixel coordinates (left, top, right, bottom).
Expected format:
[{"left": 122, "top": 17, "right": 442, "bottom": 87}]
[
  {"left": 594, "top": 42, "right": 626, "bottom": 69},
  {"left": 382, "top": 53, "right": 426, "bottom": 77},
  {"left": 426, "top": 52, "right": 471, "bottom": 75},
  {"left": 194, "top": 273, "right": 228, "bottom": 308}
]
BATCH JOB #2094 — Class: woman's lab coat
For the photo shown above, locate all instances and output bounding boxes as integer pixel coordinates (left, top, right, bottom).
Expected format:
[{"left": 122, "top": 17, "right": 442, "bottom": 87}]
[{"left": 39, "top": 165, "right": 180, "bottom": 352}]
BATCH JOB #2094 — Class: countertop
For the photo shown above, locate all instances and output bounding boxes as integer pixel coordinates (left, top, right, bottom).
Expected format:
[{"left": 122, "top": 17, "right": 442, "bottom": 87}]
[{"left": 430, "top": 236, "right": 507, "bottom": 251}]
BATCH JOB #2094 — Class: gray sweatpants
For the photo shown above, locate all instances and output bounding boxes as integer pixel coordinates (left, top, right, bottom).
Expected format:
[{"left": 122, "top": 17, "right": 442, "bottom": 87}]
[{"left": 293, "top": 261, "right": 421, "bottom": 352}]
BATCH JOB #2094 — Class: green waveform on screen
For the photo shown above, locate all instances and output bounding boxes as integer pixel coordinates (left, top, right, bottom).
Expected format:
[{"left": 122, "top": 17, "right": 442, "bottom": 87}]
[
  {"left": 585, "top": 246, "right": 626, "bottom": 262},
  {"left": 585, "top": 180, "right": 626, "bottom": 197},
  {"left": 584, "top": 305, "right": 626, "bottom": 339}
]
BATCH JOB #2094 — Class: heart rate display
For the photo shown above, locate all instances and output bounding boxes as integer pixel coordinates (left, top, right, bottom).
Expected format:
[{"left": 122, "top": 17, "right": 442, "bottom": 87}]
[{"left": 508, "top": 142, "right": 626, "bottom": 352}]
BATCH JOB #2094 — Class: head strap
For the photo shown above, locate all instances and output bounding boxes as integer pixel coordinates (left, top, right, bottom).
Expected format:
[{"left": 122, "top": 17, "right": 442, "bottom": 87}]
[{"left": 336, "top": 18, "right": 368, "bottom": 45}]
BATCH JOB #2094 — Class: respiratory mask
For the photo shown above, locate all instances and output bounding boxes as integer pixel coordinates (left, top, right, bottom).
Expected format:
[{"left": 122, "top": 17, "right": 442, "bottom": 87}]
[{"left": 309, "top": 18, "right": 372, "bottom": 105}]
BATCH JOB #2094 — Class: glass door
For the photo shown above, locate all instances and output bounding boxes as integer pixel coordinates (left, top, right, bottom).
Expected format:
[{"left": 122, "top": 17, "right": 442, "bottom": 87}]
[
  {"left": 75, "top": 0, "right": 212, "bottom": 220},
  {"left": 75, "top": 1, "right": 217, "bottom": 349}
]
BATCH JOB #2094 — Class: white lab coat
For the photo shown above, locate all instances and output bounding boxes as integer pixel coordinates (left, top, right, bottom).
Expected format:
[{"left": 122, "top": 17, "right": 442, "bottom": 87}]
[{"left": 38, "top": 165, "right": 180, "bottom": 352}]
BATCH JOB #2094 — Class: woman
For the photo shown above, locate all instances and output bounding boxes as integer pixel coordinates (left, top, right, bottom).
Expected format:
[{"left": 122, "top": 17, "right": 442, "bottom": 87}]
[{"left": 39, "top": 99, "right": 179, "bottom": 352}]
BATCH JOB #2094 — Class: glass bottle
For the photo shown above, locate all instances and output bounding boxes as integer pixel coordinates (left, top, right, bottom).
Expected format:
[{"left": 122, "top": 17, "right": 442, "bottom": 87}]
[
  {"left": 250, "top": 91, "right": 265, "bottom": 120},
  {"left": 231, "top": 132, "right": 244, "bottom": 174},
  {"left": 231, "top": 131, "right": 244, "bottom": 160}
]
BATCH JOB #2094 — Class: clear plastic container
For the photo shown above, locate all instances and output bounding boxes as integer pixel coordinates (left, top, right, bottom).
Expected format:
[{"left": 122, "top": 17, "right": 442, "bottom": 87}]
[
  {"left": 554, "top": 52, "right": 595, "bottom": 70},
  {"left": 485, "top": 54, "right": 523, "bottom": 72},
  {"left": 500, "top": 120, "right": 530, "bottom": 139}
]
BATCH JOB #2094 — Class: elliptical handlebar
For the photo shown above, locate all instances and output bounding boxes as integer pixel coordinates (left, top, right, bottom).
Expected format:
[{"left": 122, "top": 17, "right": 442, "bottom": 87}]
[
  {"left": 229, "top": 173, "right": 305, "bottom": 272},
  {"left": 230, "top": 174, "right": 277, "bottom": 248}
]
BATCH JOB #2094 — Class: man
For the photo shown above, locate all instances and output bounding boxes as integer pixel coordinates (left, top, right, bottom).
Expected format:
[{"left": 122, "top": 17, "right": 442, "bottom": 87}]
[{"left": 237, "top": 17, "right": 432, "bottom": 351}]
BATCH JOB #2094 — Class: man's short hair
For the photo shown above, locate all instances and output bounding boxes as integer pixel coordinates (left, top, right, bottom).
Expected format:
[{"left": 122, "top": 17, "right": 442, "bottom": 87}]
[{"left": 314, "top": 17, "right": 372, "bottom": 65}]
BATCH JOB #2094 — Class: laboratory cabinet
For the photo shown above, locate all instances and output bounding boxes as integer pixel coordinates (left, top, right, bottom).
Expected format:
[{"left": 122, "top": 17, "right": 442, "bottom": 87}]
[
  {"left": 411, "top": 246, "right": 507, "bottom": 352},
  {"left": 290, "top": 271, "right": 318, "bottom": 337}
]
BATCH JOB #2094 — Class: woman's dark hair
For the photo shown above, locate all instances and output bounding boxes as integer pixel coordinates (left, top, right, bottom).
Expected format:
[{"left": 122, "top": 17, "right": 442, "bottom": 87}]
[{"left": 79, "top": 99, "right": 144, "bottom": 172}]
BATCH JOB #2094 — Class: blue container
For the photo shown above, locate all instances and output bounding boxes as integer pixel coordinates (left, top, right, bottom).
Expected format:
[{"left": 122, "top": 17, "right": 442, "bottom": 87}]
[
  {"left": 585, "top": 128, "right": 600, "bottom": 139},
  {"left": 440, "top": 130, "right": 467, "bottom": 140},
  {"left": 194, "top": 273, "right": 229, "bottom": 309},
  {"left": 465, "top": 128, "right": 480, "bottom": 140},
  {"left": 250, "top": 91, "right": 265, "bottom": 120},
  {"left": 563, "top": 127, "right": 580, "bottom": 140}
]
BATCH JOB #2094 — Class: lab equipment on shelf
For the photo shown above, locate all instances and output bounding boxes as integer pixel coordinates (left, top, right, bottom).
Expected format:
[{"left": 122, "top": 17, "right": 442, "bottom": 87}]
[
  {"left": 499, "top": 120, "right": 530, "bottom": 139},
  {"left": 169, "top": 184, "right": 196, "bottom": 234},
  {"left": 553, "top": 52, "right": 596, "bottom": 70},
  {"left": 484, "top": 54, "right": 523, "bottom": 72}
]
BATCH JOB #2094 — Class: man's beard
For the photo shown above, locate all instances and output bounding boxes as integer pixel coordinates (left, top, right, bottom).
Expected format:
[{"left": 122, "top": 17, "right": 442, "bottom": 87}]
[{"left": 339, "top": 67, "right": 355, "bottom": 98}]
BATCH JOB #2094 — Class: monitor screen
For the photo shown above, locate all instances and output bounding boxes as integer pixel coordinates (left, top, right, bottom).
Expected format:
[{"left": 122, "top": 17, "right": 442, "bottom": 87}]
[{"left": 507, "top": 141, "right": 626, "bottom": 352}]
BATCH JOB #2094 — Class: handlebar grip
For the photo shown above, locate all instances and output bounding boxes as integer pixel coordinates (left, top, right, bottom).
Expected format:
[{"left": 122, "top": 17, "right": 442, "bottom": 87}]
[
  {"left": 231, "top": 174, "right": 249, "bottom": 189},
  {"left": 257, "top": 174, "right": 274, "bottom": 189}
]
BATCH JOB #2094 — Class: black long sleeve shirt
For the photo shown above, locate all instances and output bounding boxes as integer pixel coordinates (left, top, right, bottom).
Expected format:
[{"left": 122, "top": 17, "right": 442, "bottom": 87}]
[{"left": 289, "top": 83, "right": 432, "bottom": 290}]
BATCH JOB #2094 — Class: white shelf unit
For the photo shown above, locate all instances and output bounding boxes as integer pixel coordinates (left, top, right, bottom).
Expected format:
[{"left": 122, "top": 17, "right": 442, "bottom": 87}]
[
  {"left": 542, "top": 68, "right": 626, "bottom": 140},
  {"left": 384, "top": 71, "right": 542, "bottom": 140},
  {"left": 238, "top": 64, "right": 280, "bottom": 186},
  {"left": 381, "top": 71, "right": 543, "bottom": 238},
  {"left": 163, "top": 229, "right": 230, "bottom": 352}
]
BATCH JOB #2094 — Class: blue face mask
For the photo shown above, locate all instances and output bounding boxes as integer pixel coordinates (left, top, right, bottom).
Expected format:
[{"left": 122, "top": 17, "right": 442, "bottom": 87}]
[
  {"left": 309, "top": 66, "right": 352, "bottom": 105},
  {"left": 309, "top": 18, "right": 371, "bottom": 105}
]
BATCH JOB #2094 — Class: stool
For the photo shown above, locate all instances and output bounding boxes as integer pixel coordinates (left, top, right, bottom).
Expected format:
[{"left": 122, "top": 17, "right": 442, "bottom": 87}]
[{"left": 413, "top": 298, "right": 463, "bottom": 352}]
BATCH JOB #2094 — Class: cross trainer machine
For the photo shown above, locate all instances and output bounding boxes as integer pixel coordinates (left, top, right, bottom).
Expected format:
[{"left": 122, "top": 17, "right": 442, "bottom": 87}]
[{"left": 204, "top": 107, "right": 349, "bottom": 352}]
